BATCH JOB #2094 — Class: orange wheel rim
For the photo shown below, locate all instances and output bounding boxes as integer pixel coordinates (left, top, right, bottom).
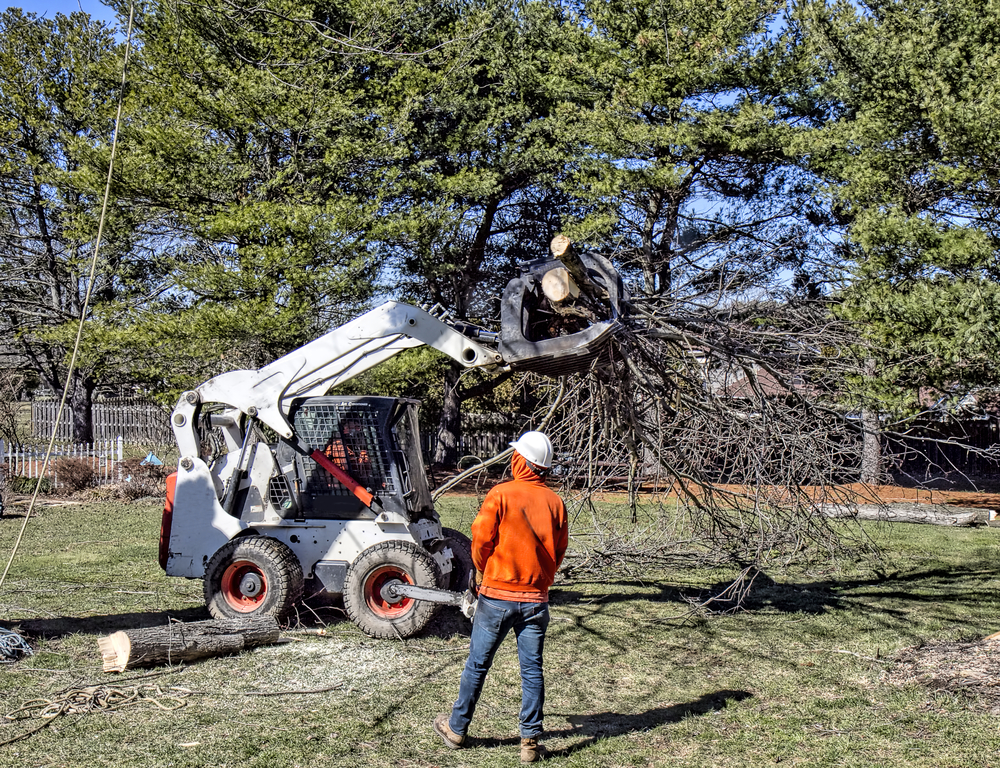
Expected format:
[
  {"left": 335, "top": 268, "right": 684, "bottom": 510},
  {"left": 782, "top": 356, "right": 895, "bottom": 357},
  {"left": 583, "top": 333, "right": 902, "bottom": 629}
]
[
  {"left": 221, "top": 559, "right": 267, "bottom": 612},
  {"left": 363, "top": 566, "right": 414, "bottom": 618}
]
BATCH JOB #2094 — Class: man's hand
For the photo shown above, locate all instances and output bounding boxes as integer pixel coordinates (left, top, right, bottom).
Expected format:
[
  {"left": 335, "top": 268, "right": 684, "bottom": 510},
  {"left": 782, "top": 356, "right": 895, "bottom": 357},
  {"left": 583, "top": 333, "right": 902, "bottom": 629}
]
[{"left": 469, "top": 568, "right": 484, "bottom": 595}]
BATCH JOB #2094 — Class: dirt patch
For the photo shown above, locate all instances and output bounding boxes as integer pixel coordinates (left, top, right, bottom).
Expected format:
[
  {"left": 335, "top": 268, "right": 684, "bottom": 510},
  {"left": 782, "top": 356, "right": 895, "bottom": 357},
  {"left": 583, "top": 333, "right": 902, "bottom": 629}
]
[
  {"left": 1, "top": 495, "right": 84, "bottom": 509},
  {"left": 9, "top": 482, "right": 1000, "bottom": 508},
  {"left": 886, "top": 638, "right": 1000, "bottom": 712},
  {"left": 578, "top": 483, "right": 1000, "bottom": 512}
]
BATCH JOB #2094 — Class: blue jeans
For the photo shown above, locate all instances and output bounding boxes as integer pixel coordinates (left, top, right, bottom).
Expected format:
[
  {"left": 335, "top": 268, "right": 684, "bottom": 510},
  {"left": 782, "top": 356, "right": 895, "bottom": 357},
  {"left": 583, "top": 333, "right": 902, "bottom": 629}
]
[{"left": 449, "top": 595, "right": 550, "bottom": 739}]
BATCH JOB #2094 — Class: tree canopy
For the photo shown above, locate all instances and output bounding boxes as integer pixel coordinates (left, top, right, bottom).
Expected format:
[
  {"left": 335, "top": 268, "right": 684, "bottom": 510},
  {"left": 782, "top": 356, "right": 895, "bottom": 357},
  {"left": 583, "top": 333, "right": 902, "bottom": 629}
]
[
  {"left": 803, "top": 0, "right": 1000, "bottom": 409},
  {"left": 1, "top": 0, "right": 998, "bottom": 486},
  {"left": 0, "top": 9, "right": 141, "bottom": 439}
]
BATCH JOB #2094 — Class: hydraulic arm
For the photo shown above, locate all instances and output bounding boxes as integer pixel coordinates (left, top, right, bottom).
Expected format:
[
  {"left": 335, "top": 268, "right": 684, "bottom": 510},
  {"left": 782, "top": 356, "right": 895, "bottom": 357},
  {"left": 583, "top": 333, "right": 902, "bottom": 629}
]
[{"left": 159, "top": 250, "right": 627, "bottom": 639}]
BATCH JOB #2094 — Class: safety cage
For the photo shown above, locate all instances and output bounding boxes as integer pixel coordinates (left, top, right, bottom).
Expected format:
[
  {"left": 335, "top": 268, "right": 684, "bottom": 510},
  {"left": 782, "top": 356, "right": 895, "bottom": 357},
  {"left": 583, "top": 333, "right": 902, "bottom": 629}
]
[{"left": 269, "top": 396, "right": 434, "bottom": 521}]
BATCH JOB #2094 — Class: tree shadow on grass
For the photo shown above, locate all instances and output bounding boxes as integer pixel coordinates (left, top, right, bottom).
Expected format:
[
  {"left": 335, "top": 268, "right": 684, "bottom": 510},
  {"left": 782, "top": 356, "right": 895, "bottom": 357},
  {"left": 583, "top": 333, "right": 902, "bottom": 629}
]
[
  {"left": 8, "top": 607, "right": 209, "bottom": 639},
  {"left": 10, "top": 563, "right": 993, "bottom": 643},
  {"left": 694, "top": 563, "right": 1000, "bottom": 617},
  {"left": 291, "top": 592, "right": 474, "bottom": 641},
  {"left": 552, "top": 561, "right": 1000, "bottom": 619},
  {"left": 467, "top": 689, "right": 752, "bottom": 755},
  {"left": 8, "top": 600, "right": 395, "bottom": 642}
]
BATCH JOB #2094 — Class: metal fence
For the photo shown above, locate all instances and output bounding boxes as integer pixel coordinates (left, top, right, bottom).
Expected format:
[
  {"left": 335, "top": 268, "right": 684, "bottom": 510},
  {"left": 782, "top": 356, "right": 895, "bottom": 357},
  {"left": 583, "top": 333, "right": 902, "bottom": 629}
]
[
  {"left": 0, "top": 438, "right": 124, "bottom": 488},
  {"left": 891, "top": 417, "right": 1000, "bottom": 486}
]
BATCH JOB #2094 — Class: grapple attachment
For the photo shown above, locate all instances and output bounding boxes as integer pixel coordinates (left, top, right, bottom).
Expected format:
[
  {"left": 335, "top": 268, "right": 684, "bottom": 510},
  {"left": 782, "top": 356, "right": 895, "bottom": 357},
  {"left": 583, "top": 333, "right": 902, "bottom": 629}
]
[{"left": 499, "top": 250, "right": 628, "bottom": 376}]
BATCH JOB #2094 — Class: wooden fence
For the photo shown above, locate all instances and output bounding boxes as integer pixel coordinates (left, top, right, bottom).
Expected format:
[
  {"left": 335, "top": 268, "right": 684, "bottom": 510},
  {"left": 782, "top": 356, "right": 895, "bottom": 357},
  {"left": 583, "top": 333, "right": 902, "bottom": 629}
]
[
  {"left": 422, "top": 431, "right": 517, "bottom": 463},
  {"left": 891, "top": 417, "right": 1000, "bottom": 486},
  {"left": 1, "top": 438, "right": 124, "bottom": 488},
  {"left": 31, "top": 398, "right": 173, "bottom": 444}
]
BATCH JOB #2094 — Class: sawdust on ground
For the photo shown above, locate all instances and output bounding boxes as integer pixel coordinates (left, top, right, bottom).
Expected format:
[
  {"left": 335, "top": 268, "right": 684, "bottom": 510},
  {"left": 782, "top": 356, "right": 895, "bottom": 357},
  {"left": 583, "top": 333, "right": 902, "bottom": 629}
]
[{"left": 885, "top": 637, "right": 1000, "bottom": 713}]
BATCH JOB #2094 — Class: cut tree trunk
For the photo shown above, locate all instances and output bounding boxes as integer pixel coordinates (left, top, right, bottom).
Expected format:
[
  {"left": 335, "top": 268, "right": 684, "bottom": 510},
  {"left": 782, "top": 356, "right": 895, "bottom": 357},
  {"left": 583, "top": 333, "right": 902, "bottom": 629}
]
[
  {"left": 820, "top": 503, "right": 990, "bottom": 527},
  {"left": 541, "top": 267, "right": 580, "bottom": 304},
  {"left": 98, "top": 616, "right": 280, "bottom": 672},
  {"left": 550, "top": 235, "right": 606, "bottom": 301}
]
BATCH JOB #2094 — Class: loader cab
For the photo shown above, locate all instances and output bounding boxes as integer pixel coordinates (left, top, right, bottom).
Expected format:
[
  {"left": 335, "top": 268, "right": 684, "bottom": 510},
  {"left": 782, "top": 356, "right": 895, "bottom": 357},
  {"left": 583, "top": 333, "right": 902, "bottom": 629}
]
[{"left": 271, "top": 396, "right": 434, "bottom": 521}]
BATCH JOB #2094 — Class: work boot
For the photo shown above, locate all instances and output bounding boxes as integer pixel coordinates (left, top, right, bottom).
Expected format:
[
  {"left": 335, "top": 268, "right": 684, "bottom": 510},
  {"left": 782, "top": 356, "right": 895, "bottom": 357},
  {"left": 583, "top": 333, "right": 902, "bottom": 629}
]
[
  {"left": 521, "top": 736, "right": 546, "bottom": 762},
  {"left": 433, "top": 714, "right": 465, "bottom": 749}
]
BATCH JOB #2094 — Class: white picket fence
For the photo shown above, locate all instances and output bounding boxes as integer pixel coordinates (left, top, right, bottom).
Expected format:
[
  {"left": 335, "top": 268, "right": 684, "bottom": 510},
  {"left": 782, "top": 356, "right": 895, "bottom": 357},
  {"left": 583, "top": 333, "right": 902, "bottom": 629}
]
[{"left": 0, "top": 437, "right": 125, "bottom": 488}]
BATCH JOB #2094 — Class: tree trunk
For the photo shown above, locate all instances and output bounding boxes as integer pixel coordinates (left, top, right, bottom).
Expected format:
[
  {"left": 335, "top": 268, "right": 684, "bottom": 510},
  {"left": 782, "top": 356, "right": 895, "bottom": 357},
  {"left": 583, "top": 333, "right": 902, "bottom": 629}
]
[
  {"left": 433, "top": 363, "right": 462, "bottom": 468},
  {"left": 860, "top": 407, "right": 881, "bottom": 484},
  {"left": 820, "top": 503, "right": 988, "bottom": 527},
  {"left": 69, "top": 370, "right": 94, "bottom": 443},
  {"left": 98, "top": 616, "right": 280, "bottom": 672},
  {"left": 859, "top": 360, "right": 882, "bottom": 484}
]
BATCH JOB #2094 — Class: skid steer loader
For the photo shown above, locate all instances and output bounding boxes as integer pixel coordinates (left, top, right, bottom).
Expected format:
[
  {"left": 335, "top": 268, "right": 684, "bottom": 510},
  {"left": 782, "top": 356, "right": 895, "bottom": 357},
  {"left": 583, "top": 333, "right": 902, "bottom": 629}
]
[{"left": 159, "top": 248, "right": 627, "bottom": 639}]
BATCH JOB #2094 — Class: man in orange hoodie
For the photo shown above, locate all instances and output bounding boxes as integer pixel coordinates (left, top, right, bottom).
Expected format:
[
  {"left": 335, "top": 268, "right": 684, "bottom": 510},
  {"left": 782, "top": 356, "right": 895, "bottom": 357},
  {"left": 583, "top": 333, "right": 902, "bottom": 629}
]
[{"left": 434, "top": 431, "right": 568, "bottom": 763}]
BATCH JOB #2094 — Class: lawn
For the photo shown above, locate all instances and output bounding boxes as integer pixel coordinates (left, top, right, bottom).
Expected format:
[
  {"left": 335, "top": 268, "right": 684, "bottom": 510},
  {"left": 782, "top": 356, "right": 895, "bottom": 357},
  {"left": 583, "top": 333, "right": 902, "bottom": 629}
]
[{"left": 1, "top": 496, "right": 1000, "bottom": 767}]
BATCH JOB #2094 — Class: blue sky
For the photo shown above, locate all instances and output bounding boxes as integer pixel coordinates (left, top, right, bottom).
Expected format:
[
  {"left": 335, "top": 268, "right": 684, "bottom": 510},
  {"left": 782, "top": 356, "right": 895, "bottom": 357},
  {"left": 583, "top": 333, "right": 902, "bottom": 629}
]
[{"left": 6, "top": 0, "right": 120, "bottom": 25}]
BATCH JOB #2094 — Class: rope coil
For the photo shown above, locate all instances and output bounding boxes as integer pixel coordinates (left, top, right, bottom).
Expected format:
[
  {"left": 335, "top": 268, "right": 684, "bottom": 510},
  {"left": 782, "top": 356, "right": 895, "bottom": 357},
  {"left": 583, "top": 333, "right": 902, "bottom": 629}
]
[
  {"left": 0, "top": 627, "right": 32, "bottom": 663},
  {"left": 4, "top": 684, "right": 187, "bottom": 721}
]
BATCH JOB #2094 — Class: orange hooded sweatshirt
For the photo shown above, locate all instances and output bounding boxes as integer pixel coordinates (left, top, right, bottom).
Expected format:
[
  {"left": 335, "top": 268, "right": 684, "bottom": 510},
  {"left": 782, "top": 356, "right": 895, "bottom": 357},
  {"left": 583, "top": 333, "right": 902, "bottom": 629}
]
[{"left": 471, "top": 452, "right": 568, "bottom": 603}]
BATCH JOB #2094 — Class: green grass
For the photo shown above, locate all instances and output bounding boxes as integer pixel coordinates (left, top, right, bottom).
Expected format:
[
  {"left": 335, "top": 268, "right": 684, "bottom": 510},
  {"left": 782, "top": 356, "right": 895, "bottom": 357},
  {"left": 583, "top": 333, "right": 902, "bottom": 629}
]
[{"left": 1, "top": 497, "right": 1000, "bottom": 766}]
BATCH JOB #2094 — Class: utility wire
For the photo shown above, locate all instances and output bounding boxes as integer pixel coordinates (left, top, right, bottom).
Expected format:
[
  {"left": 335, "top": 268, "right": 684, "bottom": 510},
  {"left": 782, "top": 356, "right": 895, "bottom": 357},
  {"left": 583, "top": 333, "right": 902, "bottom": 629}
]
[{"left": 0, "top": 5, "right": 136, "bottom": 597}]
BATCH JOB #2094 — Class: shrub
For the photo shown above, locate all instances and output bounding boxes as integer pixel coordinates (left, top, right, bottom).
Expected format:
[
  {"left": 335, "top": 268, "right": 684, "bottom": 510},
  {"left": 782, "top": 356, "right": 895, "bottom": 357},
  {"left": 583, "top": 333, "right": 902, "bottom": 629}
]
[
  {"left": 85, "top": 479, "right": 164, "bottom": 502},
  {"left": 9, "top": 475, "right": 53, "bottom": 495},
  {"left": 54, "top": 457, "right": 96, "bottom": 492},
  {"left": 84, "top": 484, "right": 120, "bottom": 501},
  {"left": 118, "top": 457, "right": 169, "bottom": 482},
  {"left": 121, "top": 477, "right": 164, "bottom": 500},
  {"left": 114, "top": 458, "right": 168, "bottom": 501}
]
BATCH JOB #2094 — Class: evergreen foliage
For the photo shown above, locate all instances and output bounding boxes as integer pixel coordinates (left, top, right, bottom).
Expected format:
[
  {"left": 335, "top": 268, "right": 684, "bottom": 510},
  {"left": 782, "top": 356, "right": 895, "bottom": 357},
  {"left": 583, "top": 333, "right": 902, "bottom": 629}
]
[
  {"left": 802, "top": 0, "right": 1000, "bottom": 410},
  {"left": 2, "top": 0, "right": 999, "bottom": 451},
  {"left": 0, "top": 9, "right": 139, "bottom": 440}
]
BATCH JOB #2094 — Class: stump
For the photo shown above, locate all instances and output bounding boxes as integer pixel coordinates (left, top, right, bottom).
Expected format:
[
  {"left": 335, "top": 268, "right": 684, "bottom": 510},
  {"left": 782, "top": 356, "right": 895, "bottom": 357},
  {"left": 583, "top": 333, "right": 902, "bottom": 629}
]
[{"left": 98, "top": 616, "right": 280, "bottom": 672}]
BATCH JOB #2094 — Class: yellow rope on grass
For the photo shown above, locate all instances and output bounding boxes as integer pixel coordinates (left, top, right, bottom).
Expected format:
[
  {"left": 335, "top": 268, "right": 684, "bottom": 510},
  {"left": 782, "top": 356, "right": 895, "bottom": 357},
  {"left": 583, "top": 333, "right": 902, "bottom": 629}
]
[{"left": 0, "top": 682, "right": 187, "bottom": 747}]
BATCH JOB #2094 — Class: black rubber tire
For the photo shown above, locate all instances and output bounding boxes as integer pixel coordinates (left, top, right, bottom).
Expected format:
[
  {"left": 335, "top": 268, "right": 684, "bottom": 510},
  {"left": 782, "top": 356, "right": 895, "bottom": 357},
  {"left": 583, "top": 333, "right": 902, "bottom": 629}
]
[
  {"left": 441, "top": 528, "right": 474, "bottom": 592},
  {"left": 204, "top": 536, "right": 304, "bottom": 623},
  {"left": 343, "top": 540, "right": 439, "bottom": 639}
]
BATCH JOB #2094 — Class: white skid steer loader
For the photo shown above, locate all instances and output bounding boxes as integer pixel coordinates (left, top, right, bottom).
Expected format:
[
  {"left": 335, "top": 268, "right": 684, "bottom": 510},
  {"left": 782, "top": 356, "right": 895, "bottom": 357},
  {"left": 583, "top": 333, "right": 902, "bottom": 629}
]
[{"left": 159, "top": 251, "right": 627, "bottom": 639}]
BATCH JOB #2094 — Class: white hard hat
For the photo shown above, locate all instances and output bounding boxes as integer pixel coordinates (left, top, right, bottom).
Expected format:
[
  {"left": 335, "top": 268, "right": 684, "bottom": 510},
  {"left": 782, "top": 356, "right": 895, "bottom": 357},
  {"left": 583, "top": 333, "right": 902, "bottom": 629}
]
[{"left": 509, "top": 431, "right": 553, "bottom": 470}]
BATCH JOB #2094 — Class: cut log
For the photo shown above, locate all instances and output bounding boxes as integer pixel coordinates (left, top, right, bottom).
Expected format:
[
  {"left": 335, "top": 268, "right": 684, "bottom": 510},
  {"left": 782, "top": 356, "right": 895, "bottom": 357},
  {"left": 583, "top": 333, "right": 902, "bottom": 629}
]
[
  {"left": 541, "top": 267, "right": 580, "bottom": 304},
  {"left": 549, "top": 234, "right": 573, "bottom": 260},
  {"left": 549, "top": 236, "right": 607, "bottom": 301},
  {"left": 819, "top": 503, "right": 991, "bottom": 527},
  {"left": 98, "top": 616, "right": 280, "bottom": 672}
]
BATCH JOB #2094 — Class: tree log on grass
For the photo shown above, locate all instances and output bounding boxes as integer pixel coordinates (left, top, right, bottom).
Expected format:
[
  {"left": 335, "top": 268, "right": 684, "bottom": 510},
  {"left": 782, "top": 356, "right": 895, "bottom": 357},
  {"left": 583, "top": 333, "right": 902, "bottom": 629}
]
[
  {"left": 98, "top": 617, "right": 280, "bottom": 673},
  {"left": 820, "top": 504, "right": 990, "bottom": 527}
]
